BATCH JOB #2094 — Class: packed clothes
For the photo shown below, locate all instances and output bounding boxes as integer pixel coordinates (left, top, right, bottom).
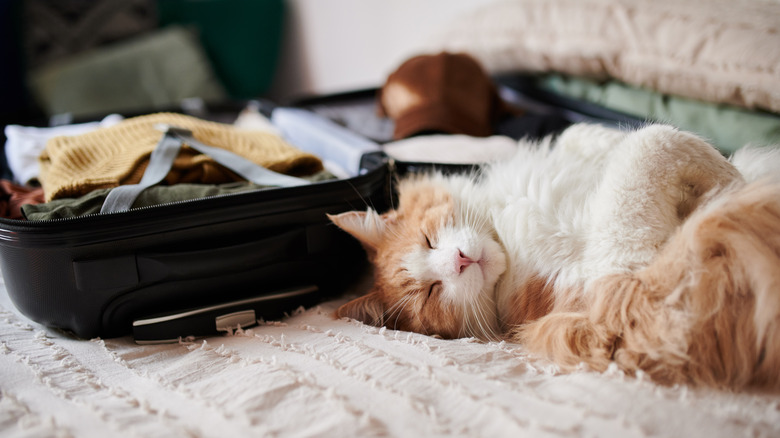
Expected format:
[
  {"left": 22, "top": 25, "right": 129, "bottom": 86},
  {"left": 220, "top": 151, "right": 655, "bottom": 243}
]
[
  {"left": 0, "top": 180, "right": 45, "bottom": 220},
  {"left": 3, "top": 114, "right": 123, "bottom": 186},
  {"left": 39, "top": 112, "right": 323, "bottom": 202},
  {"left": 0, "top": 107, "right": 336, "bottom": 220}
]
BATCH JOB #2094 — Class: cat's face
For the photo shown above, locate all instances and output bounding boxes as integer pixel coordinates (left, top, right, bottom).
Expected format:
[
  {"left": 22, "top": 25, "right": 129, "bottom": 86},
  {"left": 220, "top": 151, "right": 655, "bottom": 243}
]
[{"left": 329, "top": 176, "right": 507, "bottom": 339}]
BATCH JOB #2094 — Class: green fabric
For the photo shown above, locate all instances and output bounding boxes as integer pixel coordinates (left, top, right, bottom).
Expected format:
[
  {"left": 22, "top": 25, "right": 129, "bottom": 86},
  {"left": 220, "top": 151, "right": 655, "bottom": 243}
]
[
  {"left": 538, "top": 75, "right": 780, "bottom": 154},
  {"left": 158, "top": 0, "right": 285, "bottom": 99},
  {"left": 22, "top": 170, "right": 335, "bottom": 221},
  {"left": 28, "top": 25, "right": 227, "bottom": 117}
]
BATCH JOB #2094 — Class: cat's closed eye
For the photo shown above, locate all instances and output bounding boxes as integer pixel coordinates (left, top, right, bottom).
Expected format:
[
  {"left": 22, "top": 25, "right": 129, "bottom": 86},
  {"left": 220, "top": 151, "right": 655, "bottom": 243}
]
[
  {"left": 428, "top": 281, "right": 442, "bottom": 298},
  {"left": 424, "top": 233, "right": 435, "bottom": 249}
]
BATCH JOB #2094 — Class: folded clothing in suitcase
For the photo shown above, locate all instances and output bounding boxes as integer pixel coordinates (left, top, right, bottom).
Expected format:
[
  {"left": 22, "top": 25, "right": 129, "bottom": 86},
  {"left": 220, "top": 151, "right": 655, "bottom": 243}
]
[{"left": 0, "top": 107, "right": 390, "bottom": 342}]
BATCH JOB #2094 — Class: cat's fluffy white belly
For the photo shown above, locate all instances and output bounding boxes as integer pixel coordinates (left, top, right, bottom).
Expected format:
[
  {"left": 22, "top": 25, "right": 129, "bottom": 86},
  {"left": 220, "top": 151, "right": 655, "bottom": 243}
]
[
  {"left": 475, "top": 129, "right": 614, "bottom": 275},
  {"left": 444, "top": 128, "right": 614, "bottom": 315},
  {"left": 490, "top": 143, "right": 606, "bottom": 304}
]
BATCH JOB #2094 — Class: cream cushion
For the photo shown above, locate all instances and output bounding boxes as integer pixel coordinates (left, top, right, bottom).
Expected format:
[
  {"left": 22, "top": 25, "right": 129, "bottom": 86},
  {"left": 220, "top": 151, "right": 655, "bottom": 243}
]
[{"left": 425, "top": 0, "right": 780, "bottom": 113}]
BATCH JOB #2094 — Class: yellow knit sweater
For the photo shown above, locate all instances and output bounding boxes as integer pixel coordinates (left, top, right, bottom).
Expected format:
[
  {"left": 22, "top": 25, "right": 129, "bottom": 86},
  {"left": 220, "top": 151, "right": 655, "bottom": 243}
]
[{"left": 39, "top": 113, "right": 323, "bottom": 201}]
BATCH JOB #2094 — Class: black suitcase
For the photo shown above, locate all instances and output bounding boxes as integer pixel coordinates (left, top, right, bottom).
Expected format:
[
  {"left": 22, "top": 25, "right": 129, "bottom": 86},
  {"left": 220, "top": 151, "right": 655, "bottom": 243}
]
[{"left": 0, "top": 105, "right": 391, "bottom": 343}]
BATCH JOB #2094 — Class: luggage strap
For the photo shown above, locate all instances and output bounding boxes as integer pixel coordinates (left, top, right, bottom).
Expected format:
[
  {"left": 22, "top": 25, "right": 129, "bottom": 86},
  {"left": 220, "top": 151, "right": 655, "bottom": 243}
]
[{"left": 100, "top": 125, "right": 310, "bottom": 214}]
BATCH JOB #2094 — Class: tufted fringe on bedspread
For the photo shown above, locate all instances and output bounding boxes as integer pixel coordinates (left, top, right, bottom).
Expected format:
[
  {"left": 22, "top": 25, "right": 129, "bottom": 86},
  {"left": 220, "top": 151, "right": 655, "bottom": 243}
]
[{"left": 1, "top": 274, "right": 779, "bottom": 438}]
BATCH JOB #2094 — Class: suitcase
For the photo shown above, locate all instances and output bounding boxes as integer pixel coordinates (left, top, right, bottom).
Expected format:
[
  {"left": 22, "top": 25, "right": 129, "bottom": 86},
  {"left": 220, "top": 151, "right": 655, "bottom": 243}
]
[{"left": 0, "top": 105, "right": 391, "bottom": 343}]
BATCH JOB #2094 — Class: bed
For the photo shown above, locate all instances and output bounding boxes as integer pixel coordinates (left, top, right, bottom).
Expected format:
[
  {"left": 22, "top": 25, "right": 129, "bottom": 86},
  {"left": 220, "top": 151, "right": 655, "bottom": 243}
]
[
  {"left": 2, "top": 273, "right": 780, "bottom": 438},
  {"left": 2, "top": 0, "right": 780, "bottom": 437}
]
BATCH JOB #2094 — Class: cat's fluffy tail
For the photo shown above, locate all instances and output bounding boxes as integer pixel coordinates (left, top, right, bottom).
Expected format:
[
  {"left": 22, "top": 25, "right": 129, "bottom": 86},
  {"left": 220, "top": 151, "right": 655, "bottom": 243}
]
[{"left": 515, "top": 179, "right": 780, "bottom": 389}]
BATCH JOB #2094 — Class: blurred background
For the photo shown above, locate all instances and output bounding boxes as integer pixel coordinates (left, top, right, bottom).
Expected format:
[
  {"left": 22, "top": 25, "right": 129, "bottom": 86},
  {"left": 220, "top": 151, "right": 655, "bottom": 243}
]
[
  {"left": 0, "top": 0, "right": 486, "bottom": 126},
  {"left": 4, "top": 0, "right": 776, "bottom": 166}
]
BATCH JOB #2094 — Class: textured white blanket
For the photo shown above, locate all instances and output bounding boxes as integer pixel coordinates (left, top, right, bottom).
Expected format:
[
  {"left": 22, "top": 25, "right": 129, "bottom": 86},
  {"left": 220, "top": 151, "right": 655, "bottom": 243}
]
[{"left": 1, "top": 272, "right": 779, "bottom": 438}]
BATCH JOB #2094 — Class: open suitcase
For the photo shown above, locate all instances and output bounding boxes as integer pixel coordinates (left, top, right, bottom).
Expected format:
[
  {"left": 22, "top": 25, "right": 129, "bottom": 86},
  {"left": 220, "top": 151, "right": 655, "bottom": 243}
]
[{"left": 0, "top": 105, "right": 391, "bottom": 343}]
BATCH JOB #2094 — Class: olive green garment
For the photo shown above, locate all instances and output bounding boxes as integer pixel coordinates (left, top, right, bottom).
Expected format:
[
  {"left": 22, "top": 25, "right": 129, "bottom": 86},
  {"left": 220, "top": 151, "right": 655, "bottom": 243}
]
[{"left": 22, "top": 171, "right": 335, "bottom": 221}]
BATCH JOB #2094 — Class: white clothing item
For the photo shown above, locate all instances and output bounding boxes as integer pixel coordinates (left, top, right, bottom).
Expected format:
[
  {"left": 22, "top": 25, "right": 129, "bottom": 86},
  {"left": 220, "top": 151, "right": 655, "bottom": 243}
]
[
  {"left": 232, "top": 104, "right": 282, "bottom": 136},
  {"left": 4, "top": 114, "right": 123, "bottom": 185},
  {"left": 383, "top": 134, "right": 517, "bottom": 164}
]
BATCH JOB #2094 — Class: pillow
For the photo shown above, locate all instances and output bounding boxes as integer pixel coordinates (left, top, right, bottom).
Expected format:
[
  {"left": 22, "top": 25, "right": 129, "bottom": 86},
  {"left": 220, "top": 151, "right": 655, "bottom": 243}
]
[
  {"left": 28, "top": 25, "right": 227, "bottom": 117},
  {"left": 424, "top": 0, "right": 780, "bottom": 113}
]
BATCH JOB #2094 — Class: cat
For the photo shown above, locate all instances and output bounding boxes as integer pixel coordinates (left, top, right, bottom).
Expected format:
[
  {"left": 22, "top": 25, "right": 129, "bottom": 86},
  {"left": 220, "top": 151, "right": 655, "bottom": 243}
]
[{"left": 329, "top": 123, "right": 780, "bottom": 389}]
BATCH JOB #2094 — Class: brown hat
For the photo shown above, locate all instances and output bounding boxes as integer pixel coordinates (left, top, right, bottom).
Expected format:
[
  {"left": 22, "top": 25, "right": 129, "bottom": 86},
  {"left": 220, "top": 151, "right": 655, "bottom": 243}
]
[{"left": 379, "top": 52, "right": 506, "bottom": 140}]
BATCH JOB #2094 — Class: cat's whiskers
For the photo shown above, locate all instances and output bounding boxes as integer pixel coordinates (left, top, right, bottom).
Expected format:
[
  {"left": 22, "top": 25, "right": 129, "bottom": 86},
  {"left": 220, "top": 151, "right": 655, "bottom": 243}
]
[
  {"left": 344, "top": 179, "right": 378, "bottom": 213},
  {"left": 464, "top": 292, "right": 500, "bottom": 341},
  {"left": 395, "top": 292, "right": 431, "bottom": 336},
  {"left": 454, "top": 201, "right": 503, "bottom": 341},
  {"left": 384, "top": 218, "right": 408, "bottom": 242},
  {"left": 383, "top": 293, "right": 413, "bottom": 330}
]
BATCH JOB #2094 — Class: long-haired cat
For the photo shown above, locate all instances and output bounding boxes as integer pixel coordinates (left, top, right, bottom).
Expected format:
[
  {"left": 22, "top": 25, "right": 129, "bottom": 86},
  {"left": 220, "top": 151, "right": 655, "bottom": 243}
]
[{"left": 329, "top": 123, "right": 780, "bottom": 389}]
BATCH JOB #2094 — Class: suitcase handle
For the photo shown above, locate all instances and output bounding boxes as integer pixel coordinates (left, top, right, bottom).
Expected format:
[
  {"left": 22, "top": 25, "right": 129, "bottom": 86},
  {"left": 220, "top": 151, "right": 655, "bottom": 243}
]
[
  {"left": 271, "top": 107, "right": 380, "bottom": 178},
  {"left": 100, "top": 125, "right": 310, "bottom": 214},
  {"left": 131, "top": 284, "right": 320, "bottom": 344}
]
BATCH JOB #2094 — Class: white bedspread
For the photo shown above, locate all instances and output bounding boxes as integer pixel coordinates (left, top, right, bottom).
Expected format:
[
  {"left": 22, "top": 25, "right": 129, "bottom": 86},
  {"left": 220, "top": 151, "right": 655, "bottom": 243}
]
[{"left": 2, "top": 272, "right": 779, "bottom": 438}]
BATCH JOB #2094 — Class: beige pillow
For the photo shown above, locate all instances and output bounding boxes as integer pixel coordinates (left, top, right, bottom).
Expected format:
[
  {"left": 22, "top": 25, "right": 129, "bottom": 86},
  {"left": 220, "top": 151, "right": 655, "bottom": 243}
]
[
  {"left": 425, "top": 0, "right": 780, "bottom": 113},
  {"left": 29, "top": 26, "right": 227, "bottom": 117}
]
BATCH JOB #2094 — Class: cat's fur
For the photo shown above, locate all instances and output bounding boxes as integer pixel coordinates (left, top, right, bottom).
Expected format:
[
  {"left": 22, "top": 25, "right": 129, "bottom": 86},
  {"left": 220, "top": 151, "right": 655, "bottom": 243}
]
[{"left": 329, "top": 123, "right": 780, "bottom": 389}]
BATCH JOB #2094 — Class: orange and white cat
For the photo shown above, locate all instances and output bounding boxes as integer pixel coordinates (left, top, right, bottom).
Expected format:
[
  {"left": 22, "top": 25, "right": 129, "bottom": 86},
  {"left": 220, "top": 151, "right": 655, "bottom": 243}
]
[{"left": 330, "top": 123, "right": 780, "bottom": 389}]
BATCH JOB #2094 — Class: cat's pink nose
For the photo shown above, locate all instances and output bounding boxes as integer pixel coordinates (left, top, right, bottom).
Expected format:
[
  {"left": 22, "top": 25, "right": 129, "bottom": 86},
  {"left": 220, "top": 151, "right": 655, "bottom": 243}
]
[{"left": 455, "top": 250, "right": 475, "bottom": 274}]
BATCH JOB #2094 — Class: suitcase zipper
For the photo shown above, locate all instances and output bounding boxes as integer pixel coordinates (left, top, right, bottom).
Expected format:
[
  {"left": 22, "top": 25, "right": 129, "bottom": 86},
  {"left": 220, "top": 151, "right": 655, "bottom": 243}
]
[{"left": 0, "top": 162, "right": 391, "bottom": 245}]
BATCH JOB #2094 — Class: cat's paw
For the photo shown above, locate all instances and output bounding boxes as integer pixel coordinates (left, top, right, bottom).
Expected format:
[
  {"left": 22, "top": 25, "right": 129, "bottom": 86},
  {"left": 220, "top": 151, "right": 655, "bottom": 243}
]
[{"left": 512, "top": 312, "right": 614, "bottom": 372}]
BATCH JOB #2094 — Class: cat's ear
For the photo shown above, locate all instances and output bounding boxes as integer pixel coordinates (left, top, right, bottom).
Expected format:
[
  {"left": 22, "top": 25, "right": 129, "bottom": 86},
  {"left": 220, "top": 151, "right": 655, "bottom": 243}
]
[
  {"left": 327, "top": 209, "right": 390, "bottom": 251},
  {"left": 336, "top": 291, "right": 385, "bottom": 326}
]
